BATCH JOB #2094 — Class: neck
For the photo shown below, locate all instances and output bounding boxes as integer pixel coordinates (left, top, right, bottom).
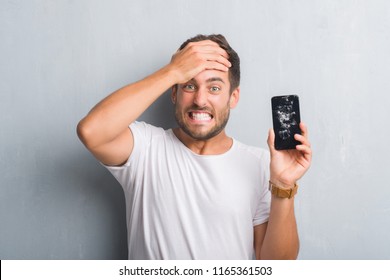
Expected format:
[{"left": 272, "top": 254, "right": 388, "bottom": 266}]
[{"left": 173, "top": 128, "right": 233, "bottom": 155}]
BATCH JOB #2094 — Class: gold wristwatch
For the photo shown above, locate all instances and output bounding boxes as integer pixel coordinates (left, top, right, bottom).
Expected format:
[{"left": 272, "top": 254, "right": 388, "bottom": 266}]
[{"left": 269, "top": 181, "right": 298, "bottom": 199}]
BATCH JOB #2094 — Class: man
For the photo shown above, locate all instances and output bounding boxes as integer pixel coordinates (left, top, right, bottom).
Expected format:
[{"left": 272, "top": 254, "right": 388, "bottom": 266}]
[{"left": 77, "top": 34, "right": 312, "bottom": 259}]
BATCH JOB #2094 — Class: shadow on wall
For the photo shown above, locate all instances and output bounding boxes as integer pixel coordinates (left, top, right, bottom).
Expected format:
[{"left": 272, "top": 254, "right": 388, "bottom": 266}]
[
  {"left": 51, "top": 148, "right": 129, "bottom": 259},
  {"left": 139, "top": 90, "right": 177, "bottom": 129},
  {"left": 56, "top": 90, "right": 175, "bottom": 259},
  {"left": 66, "top": 91, "right": 176, "bottom": 259},
  {"left": 0, "top": 142, "right": 128, "bottom": 259}
]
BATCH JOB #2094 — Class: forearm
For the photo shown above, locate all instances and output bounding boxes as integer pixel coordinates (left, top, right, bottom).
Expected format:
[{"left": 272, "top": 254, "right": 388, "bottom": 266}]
[
  {"left": 259, "top": 196, "right": 299, "bottom": 260},
  {"left": 259, "top": 123, "right": 311, "bottom": 259},
  {"left": 77, "top": 65, "right": 177, "bottom": 148}
]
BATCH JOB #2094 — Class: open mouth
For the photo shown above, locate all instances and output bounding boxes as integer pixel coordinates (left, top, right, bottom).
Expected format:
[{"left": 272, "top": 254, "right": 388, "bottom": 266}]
[{"left": 188, "top": 111, "right": 213, "bottom": 121}]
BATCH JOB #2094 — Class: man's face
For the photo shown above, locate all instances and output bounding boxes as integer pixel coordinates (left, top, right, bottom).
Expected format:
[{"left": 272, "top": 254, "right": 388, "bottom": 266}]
[{"left": 172, "top": 69, "right": 239, "bottom": 140}]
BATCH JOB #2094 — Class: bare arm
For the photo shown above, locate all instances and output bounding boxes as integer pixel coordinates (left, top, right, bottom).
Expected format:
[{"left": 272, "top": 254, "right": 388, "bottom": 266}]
[
  {"left": 77, "top": 40, "right": 231, "bottom": 166},
  {"left": 77, "top": 67, "right": 177, "bottom": 165},
  {"left": 254, "top": 198, "right": 299, "bottom": 259},
  {"left": 254, "top": 123, "right": 312, "bottom": 259}
]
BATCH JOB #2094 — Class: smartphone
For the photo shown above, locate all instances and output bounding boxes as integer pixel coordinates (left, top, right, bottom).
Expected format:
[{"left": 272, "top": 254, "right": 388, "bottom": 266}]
[{"left": 271, "top": 95, "right": 301, "bottom": 150}]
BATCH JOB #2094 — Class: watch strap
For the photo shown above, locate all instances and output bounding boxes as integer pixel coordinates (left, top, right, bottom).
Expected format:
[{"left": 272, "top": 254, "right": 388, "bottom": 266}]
[{"left": 269, "top": 181, "right": 298, "bottom": 199}]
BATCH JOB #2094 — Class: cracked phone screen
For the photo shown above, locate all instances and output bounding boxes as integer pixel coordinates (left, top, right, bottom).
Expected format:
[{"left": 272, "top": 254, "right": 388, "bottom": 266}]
[{"left": 271, "top": 95, "right": 301, "bottom": 150}]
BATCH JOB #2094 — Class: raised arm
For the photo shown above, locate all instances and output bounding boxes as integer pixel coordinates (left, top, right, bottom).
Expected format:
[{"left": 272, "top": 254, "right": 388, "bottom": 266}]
[
  {"left": 255, "top": 122, "right": 312, "bottom": 259},
  {"left": 76, "top": 40, "right": 231, "bottom": 166}
]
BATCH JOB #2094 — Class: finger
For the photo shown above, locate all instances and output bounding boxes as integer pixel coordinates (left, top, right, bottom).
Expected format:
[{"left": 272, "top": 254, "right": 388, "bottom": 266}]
[
  {"left": 296, "top": 143, "right": 311, "bottom": 153},
  {"left": 186, "top": 40, "right": 229, "bottom": 58},
  {"left": 296, "top": 144, "right": 312, "bottom": 162},
  {"left": 204, "top": 61, "right": 230, "bottom": 72},
  {"left": 294, "top": 133, "right": 311, "bottom": 147},
  {"left": 267, "top": 128, "right": 276, "bottom": 153},
  {"left": 199, "top": 50, "right": 231, "bottom": 66},
  {"left": 213, "top": 54, "right": 232, "bottom": 68},
  {"left": 187, "top": 40, "right": 220, "bottom": 47},
  {"left": 175, "top": 47, "right": 231, "bottom": 70},
  {"left": 299, "top": 122, "right": 308, "bottom": 138},
  {"left": 204, "top": 54, "right": 231, "bottom": 68}
]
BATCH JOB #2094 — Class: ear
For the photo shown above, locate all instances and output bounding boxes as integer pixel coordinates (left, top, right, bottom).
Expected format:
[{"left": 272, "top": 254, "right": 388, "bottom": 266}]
[
  {"left": 171, "top": 85, "right": 177, "bottom": 104},
  {"left": 229, "top": 87, "right": 240, "bottom": 109}
]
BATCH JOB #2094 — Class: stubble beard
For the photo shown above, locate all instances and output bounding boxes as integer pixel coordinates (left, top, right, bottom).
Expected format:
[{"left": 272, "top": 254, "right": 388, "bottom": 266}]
[{"left": 174, "top": 104, "right": 231, "bottom": 141}]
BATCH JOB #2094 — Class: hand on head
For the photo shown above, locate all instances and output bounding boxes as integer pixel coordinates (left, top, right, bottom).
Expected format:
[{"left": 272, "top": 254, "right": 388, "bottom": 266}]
[{"left": 169, "top": 40, "right": 232, "bottom": 84}]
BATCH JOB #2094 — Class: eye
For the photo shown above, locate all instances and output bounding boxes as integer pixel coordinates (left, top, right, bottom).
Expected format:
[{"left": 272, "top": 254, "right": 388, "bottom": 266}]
[
  {"left": 182, "top": 84, "right": 196, "bottom": 92},
  {"left": 210, "top": 86, "right": 221, "bottom": 93}
]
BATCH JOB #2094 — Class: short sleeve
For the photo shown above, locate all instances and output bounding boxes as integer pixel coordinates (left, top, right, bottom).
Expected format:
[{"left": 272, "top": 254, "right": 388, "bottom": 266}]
[
  {"left": 253, "top": 150, "right": 271, "bottom": 226},
  {"left": 102, "top": 121, "right": 162, "bottom": 191}
]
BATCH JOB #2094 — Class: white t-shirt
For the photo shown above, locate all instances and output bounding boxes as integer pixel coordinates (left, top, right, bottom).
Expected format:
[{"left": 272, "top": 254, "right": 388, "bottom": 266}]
[{"left": 104, "top": 121, "right": 271, "bottom": 259}]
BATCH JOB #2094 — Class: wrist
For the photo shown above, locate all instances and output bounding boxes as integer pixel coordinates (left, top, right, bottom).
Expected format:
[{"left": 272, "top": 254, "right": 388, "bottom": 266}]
[
  {"left": 269, "top": 178, "right": 296, "bottom": 189},
  {"left": 269, "top": 181, "right": 298, "bottom": 199},
  {"left": 159, "top": 64, "right": 181, "bottom": 85},
  {"left": 163, "top": 63, "right": 188, "bottom": 85}
]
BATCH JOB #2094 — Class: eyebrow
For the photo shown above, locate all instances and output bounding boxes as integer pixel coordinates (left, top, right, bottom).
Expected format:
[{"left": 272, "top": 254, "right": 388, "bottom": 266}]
[
  {"left": 187, "top": 77, "right": 225, "bottom": 84},
  {"left": 206, "top": 77, "right": 225, "bottom": 84}
]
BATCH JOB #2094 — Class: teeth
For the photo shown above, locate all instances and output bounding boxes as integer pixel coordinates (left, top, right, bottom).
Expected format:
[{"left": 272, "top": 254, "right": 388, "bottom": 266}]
[{"left": 191, "top": 112, "right": 212, "bottom": 121}]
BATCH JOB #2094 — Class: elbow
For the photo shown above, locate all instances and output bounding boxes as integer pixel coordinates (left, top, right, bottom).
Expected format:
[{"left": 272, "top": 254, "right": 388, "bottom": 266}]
[{"left": 76, "top": 118, "right": 96, "bottom": 149}]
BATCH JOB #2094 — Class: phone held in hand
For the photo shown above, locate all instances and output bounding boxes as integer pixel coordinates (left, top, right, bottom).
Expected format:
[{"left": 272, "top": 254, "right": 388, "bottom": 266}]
[{"left": 271, "top": 95, "right": 301, "bottom": 150}]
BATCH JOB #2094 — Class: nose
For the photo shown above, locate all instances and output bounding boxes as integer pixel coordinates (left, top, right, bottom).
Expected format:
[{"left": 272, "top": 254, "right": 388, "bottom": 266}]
[{"left": 193, "top": 87, "right": 208, "bottom": 107}]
